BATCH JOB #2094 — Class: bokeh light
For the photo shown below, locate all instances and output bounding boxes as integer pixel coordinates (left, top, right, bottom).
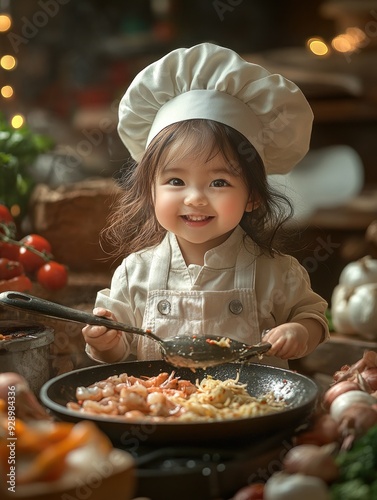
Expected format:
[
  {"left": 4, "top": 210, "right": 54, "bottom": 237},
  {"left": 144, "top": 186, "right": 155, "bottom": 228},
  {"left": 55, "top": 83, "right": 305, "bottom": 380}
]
[
  {"left": 11, "top": 114, "right": 25, "bottom": 129},
  {"left": 10, "top": 204, "right": 21, "bottom": 218},
  {"left": 332, "top": 34, "right": 353, "bottom": 53},
  {"left": 1, "top": 85, "right": 14, "bottom": 98},
  {"left": 0, "top": 14, "right": 11, "bottom": 32},
  {"left": 332, "top": 27, "right": 367, "bottom": 53},
  {"left": 306, "top": 37, "right": 329, "bottom": 56},
  {"left": 0, "top": 55, "right": 17, "bottom": 70}
]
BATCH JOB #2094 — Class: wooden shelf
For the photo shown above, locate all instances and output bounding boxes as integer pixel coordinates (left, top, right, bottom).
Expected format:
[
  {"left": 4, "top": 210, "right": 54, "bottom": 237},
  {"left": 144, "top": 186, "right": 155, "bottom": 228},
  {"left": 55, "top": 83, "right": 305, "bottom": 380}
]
[
  {"left": 296, "top": 187, "right": 377, "bottom": 231},
  {"left": 291, "top": 331, "right": 377, "bottom": 379},
  {"left": 311, "top": 97, "right": 377, "bottom": 123}
]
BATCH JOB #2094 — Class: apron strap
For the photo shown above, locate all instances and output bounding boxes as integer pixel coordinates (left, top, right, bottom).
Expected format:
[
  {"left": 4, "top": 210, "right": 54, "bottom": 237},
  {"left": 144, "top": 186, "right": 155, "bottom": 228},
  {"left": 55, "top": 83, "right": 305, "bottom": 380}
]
[
  {"left": 148, "top": 234, "right": 171, "bottom": 291},
  {"left": 149, "top": 233, "right": 257, "bottom": 291},
  {"left": 234, "top": 241, "right": 256, "bottom": 290}
]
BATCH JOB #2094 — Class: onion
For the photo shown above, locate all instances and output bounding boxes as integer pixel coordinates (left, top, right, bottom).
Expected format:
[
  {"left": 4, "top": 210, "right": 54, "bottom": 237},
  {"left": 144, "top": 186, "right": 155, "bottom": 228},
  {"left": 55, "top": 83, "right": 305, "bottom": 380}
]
[
  {"left": 338, "top": 402, "right": 377, "bottom": 450},
  {"left": 0, "top": 372, "right": 50, "bottom": 420},
  {"left": 332, "top": 351, "right": 377, "bottom": 383},
  {"left": 264, "top": 471, "right": 331, "bottom": 500},
  {"left": 322, "top": 380, "right": 360, "bottom": 410},
  {"left": 330, "top": 390, "right": 377, "bottom": 421},
  {"left": 294, "top": 413, "right": 339, "bottom": 446},
  {"left": 0, "top": 372, "right": 29, "bottom": 400},
  {"left": 283, "top": 443, "right": 339, "bottom": 483},
  {"left": 338, "top": 255, "right": 377, "bottom": 287},
  {"left": 361, "top": 367, "right": 377, "bottom": 391}
]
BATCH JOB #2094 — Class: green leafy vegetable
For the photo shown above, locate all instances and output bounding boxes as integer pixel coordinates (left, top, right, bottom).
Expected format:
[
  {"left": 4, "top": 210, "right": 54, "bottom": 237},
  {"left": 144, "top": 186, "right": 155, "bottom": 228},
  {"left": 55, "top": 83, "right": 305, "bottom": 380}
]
[
  {"left": 0, "top": 114, "right": 54, "bottom": 217},
  {"left": 330, "top": 425, "right": 377, "bottom": 499}
]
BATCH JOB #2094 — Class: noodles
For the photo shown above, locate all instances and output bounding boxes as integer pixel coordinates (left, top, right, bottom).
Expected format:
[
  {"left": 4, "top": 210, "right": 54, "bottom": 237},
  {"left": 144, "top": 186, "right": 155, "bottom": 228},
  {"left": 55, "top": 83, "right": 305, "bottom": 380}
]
[
  {"left": 205, "top": 336, "right": 231, "bottom": 348},
  {"left": 175, "top": 376, "right": 285, "bottom": 421},
  {"left": 66, "top": 371, "right": 286, "bottom": 422}
]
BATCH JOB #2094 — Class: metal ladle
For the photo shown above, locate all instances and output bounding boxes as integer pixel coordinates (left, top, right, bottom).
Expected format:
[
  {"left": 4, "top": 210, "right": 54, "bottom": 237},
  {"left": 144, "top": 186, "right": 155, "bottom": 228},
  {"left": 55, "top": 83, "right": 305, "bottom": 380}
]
[{"left": 0, "top": 291, "right": 271, "bottom": 369}]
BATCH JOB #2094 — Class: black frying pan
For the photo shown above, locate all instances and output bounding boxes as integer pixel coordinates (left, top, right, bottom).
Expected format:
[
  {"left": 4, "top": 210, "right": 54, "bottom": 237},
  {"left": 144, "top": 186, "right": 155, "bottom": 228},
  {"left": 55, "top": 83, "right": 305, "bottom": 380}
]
[{"left": 40, "top": 360, "right": 318, "bottom": 446}]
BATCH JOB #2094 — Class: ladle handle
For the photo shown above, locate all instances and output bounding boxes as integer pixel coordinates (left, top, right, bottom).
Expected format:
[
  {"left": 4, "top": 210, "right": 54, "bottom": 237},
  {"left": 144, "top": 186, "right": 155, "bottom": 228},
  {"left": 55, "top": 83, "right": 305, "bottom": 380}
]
[{"left": 0, "top": 291, "right": 152, "bottom": 338}]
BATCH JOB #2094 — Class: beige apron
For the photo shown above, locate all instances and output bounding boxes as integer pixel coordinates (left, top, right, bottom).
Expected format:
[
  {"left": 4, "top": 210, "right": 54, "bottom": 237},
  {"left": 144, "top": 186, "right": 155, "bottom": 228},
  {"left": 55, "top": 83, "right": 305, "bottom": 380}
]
[{"left": 136, "top": 236, "right": 263, "bottom": 361}]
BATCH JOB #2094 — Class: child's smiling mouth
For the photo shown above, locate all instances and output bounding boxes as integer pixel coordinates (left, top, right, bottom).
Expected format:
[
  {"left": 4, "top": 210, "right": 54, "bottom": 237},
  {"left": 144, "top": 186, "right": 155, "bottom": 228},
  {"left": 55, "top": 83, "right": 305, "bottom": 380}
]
[{"left": 181, "top": 214, "right": 214, "bottom": 223}]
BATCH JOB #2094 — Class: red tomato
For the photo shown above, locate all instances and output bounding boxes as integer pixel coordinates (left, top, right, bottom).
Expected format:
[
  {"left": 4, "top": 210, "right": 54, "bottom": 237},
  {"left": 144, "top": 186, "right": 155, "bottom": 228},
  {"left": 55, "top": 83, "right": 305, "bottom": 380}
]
[
  {"left": 37, "top": 261, "right": 68, "bottom": 291},
  {"left": 0, "top": 205, "right": 13, "bottom": 225},
  {"left": 18, "top": 234, "right": 52, "bottom": 273},
  {"left": 0, "top": 274, "right": 33, "bottom": 293},
  {"left": 232, "top": 483, "right": 265, "bottom": 500},
  {"left": 0, "top": 205, "right": 16, "bottom": 240},
  {"left": 0, "top": 258, "right": 24, "bottom": 280},
  {"left": 0, "top": 241, "right": 20, "bottom": 261}
]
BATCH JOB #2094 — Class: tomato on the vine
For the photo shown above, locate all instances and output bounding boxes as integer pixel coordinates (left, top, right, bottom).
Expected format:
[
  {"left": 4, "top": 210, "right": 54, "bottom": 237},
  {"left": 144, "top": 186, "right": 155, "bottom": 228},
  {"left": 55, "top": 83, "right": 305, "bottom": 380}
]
[
  {"left": 19, "top": 234, "right": 52, "bottom": 273},
  {"left": 0, "top": 217, "right": 69, "bottom": 291},
  {"left": 0, "top": 205, "right": 13, "bottom": 225},
  {"left": 0, "top": 241, "right": 19, "bottom": 261},
  {"left": 233, "top": 483, "right": 265, "bottom": 500},
  {"left": 0, "top": 204, "right": 16, "bottom": 239},
  {"left": 0, "top": 274, "right": 33, "bottom": 293},
  {"left": 36, "top": 261, "right": 68, "bottom": 291},
  {"left": 0, "top": 258, "right": 24, "bottom": 280}
]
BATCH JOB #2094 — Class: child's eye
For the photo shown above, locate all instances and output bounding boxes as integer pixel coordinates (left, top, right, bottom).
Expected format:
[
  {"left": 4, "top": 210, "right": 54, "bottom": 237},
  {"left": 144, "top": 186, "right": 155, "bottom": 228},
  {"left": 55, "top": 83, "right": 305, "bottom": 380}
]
[
  {"left": 168, "top": 178, "right": 184, "bottom": 186},
  {"left": 211, "top": 179, "right": 229, "bottom": 187}
]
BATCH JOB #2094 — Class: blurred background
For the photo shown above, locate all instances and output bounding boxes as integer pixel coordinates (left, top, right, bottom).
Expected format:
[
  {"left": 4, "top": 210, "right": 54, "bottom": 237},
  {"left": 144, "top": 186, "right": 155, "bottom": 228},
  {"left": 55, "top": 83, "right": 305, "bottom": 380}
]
[{"left": 1, "top": 0, "right": 377, "bottom": 303}]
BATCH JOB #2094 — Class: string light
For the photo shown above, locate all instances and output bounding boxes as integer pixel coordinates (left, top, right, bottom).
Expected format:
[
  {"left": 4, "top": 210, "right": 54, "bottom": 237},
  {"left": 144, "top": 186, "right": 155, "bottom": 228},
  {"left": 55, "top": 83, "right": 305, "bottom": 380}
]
[
  {"left": 1, "top": 84, "right": 13, "bottom": 98},
  {"left": 331, "top": 34, "right": 354, "bottom": 53},
  {"left": 0, "top": 13, "right": 11, "bottom": 32},
  {"left": 11, "top": 114, "right": 25, "bottom": 129},
  {"left": 10, "top": 205, "right": 21, "bottom": 218},
  {"left": 307, "top": 25, "right": 368, "bottom": 57},
  {"left": 0, "top": 54, "right": 16, "bottom": 70},
  {"left": 0, "top": 6, "right": 23, "bottom": 126},
  {"left": 332, "top": 27, "right": 367, "bottom": 54},
  {"left": 306, "top": 37, "right": 330, "bottom": 56}
]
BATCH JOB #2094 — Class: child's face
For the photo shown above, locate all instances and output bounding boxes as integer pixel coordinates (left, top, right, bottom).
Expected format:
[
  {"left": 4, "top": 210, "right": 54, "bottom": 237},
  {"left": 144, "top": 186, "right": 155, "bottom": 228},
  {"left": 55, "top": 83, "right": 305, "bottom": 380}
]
[{"left": 154, "top": 148, "right": 255, "bottom": 254}]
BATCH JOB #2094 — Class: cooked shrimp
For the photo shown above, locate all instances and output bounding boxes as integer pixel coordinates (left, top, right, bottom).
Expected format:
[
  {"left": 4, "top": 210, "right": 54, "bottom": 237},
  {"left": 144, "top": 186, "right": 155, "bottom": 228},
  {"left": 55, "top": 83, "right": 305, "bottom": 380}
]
[
  {"left": 76, "top": 386, "right": 103, "bottom": 401},
  {"left": 81, "top": 400, "right": 115, "bottom": 414},
  {"left": 119, "top": 385, "right": 148, "bottom": 412},
  {"left": 67, "top": 370, "right": 285, "bottom": 422},
  {"left": 141, "top": 372, "right": 171, "bottom": 387}
]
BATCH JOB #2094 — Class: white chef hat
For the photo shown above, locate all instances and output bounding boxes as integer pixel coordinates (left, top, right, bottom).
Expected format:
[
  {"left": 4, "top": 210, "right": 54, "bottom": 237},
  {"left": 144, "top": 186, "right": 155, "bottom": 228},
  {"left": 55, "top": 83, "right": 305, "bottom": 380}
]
[{"left": 118, "top": 42, "right": 313, "bottom": 174}]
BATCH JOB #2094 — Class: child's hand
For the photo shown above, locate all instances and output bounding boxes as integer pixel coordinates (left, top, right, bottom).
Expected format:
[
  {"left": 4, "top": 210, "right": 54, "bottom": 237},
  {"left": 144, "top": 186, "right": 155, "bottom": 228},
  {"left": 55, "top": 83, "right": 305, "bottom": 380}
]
[
  {"left": 262, "top": 323, "right": 309, "bottom": 360},
  {"left": 82, "top": 307, "right": 122, "bottom": 353}
]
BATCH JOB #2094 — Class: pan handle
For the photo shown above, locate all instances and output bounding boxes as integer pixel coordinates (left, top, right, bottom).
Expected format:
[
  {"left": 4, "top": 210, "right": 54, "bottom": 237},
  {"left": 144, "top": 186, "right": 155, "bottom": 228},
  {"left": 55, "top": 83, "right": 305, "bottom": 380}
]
[{"left": 0, "top": 291, "right": 149, "bottom": 337}]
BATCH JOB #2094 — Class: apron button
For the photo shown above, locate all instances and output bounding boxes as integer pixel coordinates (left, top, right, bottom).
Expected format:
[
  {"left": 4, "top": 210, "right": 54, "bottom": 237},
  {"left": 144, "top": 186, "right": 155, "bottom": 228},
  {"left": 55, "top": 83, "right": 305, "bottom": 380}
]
[
  {"left": 229, "top": 299, "right": 243, "bottom": 315},
  {"left": 157, "top": 299, "right": 171, "bottom": 315}
]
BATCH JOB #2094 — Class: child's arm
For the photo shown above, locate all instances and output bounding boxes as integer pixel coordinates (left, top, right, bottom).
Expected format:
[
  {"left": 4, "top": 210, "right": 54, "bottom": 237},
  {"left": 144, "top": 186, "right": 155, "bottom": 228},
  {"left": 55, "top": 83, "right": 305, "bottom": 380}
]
[
  {"left": 262, "top": 318, "right": 325, "bottom": 360},
  {"left": 82, "top": 307, "right": 127, "bottom": 363}
]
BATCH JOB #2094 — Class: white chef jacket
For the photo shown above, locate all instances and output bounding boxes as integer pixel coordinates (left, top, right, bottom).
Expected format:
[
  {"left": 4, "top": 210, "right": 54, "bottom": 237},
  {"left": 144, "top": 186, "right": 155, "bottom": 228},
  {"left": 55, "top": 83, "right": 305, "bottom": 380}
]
[{"left": 90, "top": 225, "right": 329, "bottom": 369}]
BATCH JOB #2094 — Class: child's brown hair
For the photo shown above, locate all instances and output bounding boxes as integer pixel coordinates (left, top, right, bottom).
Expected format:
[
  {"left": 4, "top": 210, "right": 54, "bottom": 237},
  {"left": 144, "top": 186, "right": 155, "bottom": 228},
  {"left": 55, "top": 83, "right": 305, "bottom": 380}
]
[{"left": 103, "top": 119, "right": 293, "bottom": 260}]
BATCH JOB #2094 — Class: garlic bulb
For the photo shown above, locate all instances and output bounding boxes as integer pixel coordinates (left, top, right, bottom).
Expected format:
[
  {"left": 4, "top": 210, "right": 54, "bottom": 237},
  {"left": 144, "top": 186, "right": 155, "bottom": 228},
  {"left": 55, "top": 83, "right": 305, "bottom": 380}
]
[
  {"left": 339, "top": 255, "right": 377, "bottom": 287},
  {"left": 347, "top": 283, "right": 377, "bottom": 338},
  {"left": 331, "top": 256, "right": 377, "bottom": 338},
  {"left": 330, "top": 284, "right": 357, "bottom": 335}
]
